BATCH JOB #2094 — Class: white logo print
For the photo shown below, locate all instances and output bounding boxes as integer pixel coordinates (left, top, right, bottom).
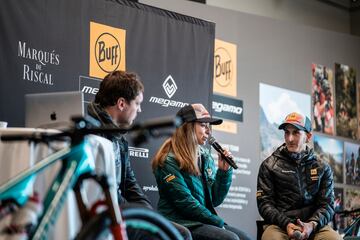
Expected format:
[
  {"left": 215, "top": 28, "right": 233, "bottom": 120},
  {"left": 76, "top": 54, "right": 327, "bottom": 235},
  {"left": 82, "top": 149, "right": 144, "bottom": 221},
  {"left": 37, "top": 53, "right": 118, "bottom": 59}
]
[
  {"left": 129, "top": 147, "right": 149, "bottom": 158},
  {"left": 162, "top": 75, "right": 177, "bottom": 98}
]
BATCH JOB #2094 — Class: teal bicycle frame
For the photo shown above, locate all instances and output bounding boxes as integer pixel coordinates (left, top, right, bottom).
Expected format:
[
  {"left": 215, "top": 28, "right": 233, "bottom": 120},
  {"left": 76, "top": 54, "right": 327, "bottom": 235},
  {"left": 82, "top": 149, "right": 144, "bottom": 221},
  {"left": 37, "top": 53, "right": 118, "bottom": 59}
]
[
  {"left": 0, "top": 115, "right": 179, "bottom": 240},
  {"left": 0, "top": 138, "right": 108, "bottom": 239}
]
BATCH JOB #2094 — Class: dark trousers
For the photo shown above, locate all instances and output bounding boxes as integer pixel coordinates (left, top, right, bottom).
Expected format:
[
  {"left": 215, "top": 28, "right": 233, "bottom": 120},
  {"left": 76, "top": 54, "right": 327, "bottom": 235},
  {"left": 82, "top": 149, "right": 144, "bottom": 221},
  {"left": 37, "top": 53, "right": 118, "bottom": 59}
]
[
  {"left": 172, "top": 221, "right": 193, "bottom": 240},
  {"left": 189, "top": 224, "right": 253, "bottom": 240}
]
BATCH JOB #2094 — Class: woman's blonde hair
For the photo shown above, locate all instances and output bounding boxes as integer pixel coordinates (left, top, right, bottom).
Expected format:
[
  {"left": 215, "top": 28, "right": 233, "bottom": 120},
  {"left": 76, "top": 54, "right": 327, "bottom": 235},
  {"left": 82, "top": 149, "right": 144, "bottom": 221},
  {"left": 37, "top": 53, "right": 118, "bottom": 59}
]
[{"left": 152, "top": 122, "right": 200, "bottom": 175}]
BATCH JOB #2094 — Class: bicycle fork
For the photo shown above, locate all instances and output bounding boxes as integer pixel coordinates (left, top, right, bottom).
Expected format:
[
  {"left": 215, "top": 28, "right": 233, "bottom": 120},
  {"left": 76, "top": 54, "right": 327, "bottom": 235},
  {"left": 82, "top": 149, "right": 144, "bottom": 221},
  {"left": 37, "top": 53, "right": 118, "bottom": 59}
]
[{"left": 73, "top": 173, "right": 128, "bottom": 240}]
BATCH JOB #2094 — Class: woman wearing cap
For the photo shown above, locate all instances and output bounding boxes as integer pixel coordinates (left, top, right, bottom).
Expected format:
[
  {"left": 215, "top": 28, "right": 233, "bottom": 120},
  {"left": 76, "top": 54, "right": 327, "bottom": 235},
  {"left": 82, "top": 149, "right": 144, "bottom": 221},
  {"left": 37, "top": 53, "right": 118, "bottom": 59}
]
[{"left": 152, "top": 104, "right": 251, "bottom": 240}]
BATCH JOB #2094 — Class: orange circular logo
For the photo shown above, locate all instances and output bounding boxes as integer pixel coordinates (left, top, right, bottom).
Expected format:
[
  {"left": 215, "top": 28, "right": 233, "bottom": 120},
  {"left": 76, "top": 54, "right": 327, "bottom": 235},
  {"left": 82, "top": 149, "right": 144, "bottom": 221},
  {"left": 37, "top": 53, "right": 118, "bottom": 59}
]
[
  {"left": 214, "top": 47, "right": 233, "bottom": 87},
  {"left": 95, "top": 33, "right": 121, "bottom": 73}
]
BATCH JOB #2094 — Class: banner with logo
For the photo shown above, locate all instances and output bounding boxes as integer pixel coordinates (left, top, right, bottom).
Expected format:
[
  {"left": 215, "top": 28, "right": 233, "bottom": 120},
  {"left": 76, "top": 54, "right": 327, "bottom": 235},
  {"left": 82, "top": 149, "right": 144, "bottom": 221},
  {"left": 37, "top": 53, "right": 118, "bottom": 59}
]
[
  {"left": 213, "top": 39, "right": 237, "bottom": 97},
  {"left": 0, "top": 0, "right": 214, "bottom": 205}
]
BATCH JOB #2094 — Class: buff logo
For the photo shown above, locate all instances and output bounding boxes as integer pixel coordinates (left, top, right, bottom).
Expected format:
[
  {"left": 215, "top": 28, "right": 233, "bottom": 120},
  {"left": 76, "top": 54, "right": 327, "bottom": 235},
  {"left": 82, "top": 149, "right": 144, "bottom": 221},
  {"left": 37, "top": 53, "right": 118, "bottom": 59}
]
[
  {"left": 129, "top": 147, "right": 149, "bottom": 158},
  {"left": 213, "top": 101, "right": 242, "bottom": 115},
  {"left": 89, "top": 22, "right": 126, "bottom": 79},
  {"left": 214, "top": 47, "right": 232, "bottom": 87},
  {"left": 95, "top": 33, "right": 121, "bottom": 73}
]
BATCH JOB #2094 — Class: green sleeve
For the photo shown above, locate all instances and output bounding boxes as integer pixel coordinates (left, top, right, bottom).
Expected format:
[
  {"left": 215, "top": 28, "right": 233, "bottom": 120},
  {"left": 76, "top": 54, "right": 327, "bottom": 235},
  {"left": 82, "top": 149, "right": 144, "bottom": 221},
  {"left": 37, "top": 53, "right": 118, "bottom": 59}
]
[
  {"left": 155, "top": 159, "right": 224, "bottom": 227},
  {"left": 211, "top": 167, "right": 232, "bottom": 206}
]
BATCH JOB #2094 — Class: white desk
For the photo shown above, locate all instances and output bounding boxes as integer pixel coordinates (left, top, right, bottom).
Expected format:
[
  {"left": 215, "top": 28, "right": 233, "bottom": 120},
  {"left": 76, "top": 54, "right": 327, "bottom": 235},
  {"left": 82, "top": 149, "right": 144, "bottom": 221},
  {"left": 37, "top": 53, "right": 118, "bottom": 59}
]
[{"left": 0, "top": 128, "right": 60, "bottom": 185}]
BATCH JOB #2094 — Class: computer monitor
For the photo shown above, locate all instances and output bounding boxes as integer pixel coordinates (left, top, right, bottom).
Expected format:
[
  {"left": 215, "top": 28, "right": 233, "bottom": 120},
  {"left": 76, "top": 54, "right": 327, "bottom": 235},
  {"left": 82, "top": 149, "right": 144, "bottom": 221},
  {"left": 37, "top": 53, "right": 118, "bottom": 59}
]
[{"left": 25, "top": 91, "right": 84, "bottom": 129}]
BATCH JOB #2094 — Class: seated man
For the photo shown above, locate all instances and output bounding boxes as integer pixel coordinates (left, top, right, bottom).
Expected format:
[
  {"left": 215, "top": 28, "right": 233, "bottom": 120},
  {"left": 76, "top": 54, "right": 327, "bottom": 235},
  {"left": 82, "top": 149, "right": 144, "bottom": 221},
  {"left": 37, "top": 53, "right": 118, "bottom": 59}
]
[
  {"left": 87, "top": 70, "right": 191, "bottom": 239},
  {"left": 256, "top": 112, "right": 342, "bottom": 240}
]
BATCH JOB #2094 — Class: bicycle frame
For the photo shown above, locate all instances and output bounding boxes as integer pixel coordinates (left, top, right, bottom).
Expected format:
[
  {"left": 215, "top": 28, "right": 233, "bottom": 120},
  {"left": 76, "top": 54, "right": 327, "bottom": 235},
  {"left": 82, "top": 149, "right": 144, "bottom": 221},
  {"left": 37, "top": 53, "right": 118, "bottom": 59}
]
[
  {"left": 334, "top": 208, "right": 360, "bottom": 237},
  {"left": 0, "top": 138, "right": 122, "bottom": 239},
  {"left": 0, "top": 115, "right": 179, "bottom": 240}
]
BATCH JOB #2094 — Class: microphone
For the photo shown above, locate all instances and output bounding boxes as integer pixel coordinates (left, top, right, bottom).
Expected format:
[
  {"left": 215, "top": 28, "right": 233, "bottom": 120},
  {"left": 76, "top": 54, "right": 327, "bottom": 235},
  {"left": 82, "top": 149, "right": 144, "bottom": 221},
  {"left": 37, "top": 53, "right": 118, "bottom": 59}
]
[
  {"left": 293, "top": 230, "right": 302, "bottom": 240},
  {"left": 208, "top": 136, "right": 238, "bottom": 169}
]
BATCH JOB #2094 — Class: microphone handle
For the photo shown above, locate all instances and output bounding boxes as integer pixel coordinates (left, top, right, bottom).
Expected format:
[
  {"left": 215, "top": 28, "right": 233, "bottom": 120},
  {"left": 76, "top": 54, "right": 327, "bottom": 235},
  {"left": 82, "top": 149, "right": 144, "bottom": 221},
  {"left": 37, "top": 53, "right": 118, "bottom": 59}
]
[
  {"left": 220, "top": 153, "right": 238, "bottom": 169},
  {"left": 212, "top": 143, "right": 238, "bottom": 169},
  {"left": 293, "top": 230, "right": 302, "bottom": 240}
]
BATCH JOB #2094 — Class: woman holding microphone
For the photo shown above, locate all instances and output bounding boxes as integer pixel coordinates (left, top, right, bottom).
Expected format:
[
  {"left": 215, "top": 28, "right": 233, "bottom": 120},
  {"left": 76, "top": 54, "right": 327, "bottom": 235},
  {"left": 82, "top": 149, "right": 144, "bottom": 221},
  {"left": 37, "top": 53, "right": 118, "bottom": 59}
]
[{"left": 152, "top": 104, "right": 251, "bottom": 240}]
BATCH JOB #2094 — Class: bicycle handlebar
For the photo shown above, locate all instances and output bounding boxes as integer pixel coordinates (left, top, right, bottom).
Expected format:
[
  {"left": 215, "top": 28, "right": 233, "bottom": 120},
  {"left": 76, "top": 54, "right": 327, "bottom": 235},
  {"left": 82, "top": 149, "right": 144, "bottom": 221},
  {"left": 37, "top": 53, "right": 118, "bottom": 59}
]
[
  {"left": 1, "top": 115, "right": 182, "bottom": 144},
  {"left": 335, "top": 207, "right": 360, "bottom": 217}
]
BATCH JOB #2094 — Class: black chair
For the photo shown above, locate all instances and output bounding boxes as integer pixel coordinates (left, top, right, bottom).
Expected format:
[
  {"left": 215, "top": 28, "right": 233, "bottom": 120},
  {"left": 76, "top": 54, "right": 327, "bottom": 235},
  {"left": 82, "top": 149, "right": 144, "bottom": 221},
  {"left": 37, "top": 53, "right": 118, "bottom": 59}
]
[{"left": 256, "top": 220, "right": 265, "bottom": 240}]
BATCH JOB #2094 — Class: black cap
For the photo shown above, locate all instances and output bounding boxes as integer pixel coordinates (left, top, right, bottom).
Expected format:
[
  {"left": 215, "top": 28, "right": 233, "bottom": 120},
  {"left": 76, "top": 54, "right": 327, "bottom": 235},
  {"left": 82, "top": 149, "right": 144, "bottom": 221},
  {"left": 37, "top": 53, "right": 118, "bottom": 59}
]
[{"left": 176, "top": 104, "right": 223, "bottom": 125}]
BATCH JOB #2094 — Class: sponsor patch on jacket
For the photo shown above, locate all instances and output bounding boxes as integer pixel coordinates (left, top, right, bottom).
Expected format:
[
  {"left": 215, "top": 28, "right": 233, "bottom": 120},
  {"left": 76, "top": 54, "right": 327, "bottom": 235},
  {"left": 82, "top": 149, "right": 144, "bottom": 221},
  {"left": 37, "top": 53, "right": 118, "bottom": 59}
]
[
  {"left": 310, "top": 168, "right": 317, "bottom": 175},
  {"left": 256, "top": 190, "right": 263, "bottom": 198},
  {"left": 164, "top": 174, "right": 176, "bottom": 183},
  {"left": 310, "top": 168, "right": 319, "bottom": 181}
]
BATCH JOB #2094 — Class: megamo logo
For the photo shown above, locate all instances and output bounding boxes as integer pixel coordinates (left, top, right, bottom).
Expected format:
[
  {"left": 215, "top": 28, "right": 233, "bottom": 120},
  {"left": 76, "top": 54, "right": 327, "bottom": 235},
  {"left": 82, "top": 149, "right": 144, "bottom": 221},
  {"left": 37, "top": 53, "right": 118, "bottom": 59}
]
[
  {"left": 89, "top": 21, "right": 126, "bottom": 79},
  {"left": 214, "top": 47, "right": 232, "bottom": 87},
  {"left": 149, "top": 75, "right": 188, "bottom": 108},
  {"left": 129, "top": 147, "right": 149, "bottom": 159},
  {"left": 79, "top": 76, "right": 101, "bottom": 103},
  {"left": 95, "top": 33, "right": 121, "bottom": 73},
  {"left": 212, "top": 94, "right": 243, "bottom": 122},
  {"left": 81, "top": 85, "right": 99, "bottom": 95},
  {"left": 162, "top": 75, "right": 177, "bottom": 98},
  {"left": 213, "top": 101, "right": 243, "bottom": 115}
]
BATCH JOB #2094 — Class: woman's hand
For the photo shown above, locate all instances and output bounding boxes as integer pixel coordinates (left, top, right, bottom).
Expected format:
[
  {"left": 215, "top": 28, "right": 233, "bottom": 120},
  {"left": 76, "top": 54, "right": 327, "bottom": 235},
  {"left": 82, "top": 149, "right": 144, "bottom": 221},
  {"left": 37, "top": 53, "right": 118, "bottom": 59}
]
[{"left": 218, "top": 149, "right": 232, "bottom": 171}]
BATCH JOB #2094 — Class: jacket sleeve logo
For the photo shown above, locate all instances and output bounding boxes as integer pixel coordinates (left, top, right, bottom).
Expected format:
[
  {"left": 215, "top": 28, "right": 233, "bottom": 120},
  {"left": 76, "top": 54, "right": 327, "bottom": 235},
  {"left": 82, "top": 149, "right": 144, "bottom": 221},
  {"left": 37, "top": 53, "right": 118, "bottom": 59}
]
[{"left": 164, "top": 174, "right": 176, "bottom": 183}]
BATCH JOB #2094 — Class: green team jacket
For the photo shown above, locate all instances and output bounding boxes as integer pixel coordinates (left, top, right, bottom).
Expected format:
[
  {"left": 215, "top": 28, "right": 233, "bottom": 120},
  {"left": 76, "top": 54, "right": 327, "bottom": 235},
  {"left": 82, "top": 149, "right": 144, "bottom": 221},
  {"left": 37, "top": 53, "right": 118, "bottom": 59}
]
[{"left": 154, "top": 147, "right": 233, "bottom": 228}]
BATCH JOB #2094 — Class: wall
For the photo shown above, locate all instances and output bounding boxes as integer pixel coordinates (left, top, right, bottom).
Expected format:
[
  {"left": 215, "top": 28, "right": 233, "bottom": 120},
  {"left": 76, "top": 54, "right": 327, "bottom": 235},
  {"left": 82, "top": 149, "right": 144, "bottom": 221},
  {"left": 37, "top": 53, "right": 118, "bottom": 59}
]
[
  {"left": 206, "top": 0, "right": 351, "bottom": 34},
  {"left": 351, "top": 10, "right": 360, "bottom": 36}
]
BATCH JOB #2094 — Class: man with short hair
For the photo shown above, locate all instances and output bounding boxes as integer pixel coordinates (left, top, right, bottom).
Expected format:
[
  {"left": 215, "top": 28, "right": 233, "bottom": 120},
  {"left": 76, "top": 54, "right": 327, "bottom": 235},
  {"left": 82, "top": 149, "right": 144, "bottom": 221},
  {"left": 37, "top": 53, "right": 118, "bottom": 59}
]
[
  {"left": 88, "top": 70, "right": 151, "bottom": 208},
  {"left": 87, "top": 70, "right": 192, "bottom": 239},
  {"left": 257, "top": 112, "right": 342, "bottom": 240}
]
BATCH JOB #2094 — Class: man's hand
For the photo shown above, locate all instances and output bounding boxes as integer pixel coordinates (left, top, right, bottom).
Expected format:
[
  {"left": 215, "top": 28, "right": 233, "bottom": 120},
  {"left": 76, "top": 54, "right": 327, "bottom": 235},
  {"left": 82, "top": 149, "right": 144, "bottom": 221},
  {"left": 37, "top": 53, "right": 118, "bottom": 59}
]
[
  {"left": 286, "top": 222, "right": 303, "bottom": 239},
  {"left": 296, "top": 219, "right": 315, "bottom": 239}
]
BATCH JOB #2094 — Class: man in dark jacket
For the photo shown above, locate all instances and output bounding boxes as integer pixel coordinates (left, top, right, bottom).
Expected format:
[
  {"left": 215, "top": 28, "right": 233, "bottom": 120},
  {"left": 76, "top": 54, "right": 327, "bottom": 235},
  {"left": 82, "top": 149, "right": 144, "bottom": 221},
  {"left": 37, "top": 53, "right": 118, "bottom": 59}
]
[
  {"left": 87, "top": 70, "right": 152, "bottom": 208},
  {"left": 257, "top": 112, "right": 341, "bottom": 240},
  {"left": 87, "top": 70, "right": 191, "bottom": 239}
]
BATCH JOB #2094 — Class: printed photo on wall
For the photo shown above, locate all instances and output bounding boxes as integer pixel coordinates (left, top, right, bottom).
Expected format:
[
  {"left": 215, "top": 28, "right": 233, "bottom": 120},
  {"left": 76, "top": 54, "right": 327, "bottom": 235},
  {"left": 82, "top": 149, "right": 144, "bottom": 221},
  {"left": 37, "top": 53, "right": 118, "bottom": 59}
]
[
  {"left": 311, "top": 63, "right": 334, "bottom": 135},
  {"left": 335, "top": 63, "right": 357, "bottom": 139},
  {"left": 259, "top": 83, "right": 310, "bottom": 161},
  {"left": 344, "top": 188, "right": 360, "bottom": 235},
  {"left": 333, "top": 187, "right": 345, "bottom": 233},
  {"left": 313, "top": 134, "right": 343, "bottom": 183},
  {"left": 358, "top": 82, "right": 360, "bottom": 140},
  {"left": 345, "top": 142, "right": 360, "bottom": 186}
]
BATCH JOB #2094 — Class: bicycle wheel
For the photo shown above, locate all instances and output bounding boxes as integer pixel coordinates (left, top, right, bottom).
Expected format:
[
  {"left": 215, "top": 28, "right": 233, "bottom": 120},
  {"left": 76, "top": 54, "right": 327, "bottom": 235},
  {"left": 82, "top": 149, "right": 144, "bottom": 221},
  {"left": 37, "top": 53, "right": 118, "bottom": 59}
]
[
  {"left": 123, "top": 207, "right": 183, "bottom": 240},
  {"left": 75, "top": 207, "right": 183, "bottom": 240},
  {"left": 75, "top": 211, "right": 111, "bottom": 240}
]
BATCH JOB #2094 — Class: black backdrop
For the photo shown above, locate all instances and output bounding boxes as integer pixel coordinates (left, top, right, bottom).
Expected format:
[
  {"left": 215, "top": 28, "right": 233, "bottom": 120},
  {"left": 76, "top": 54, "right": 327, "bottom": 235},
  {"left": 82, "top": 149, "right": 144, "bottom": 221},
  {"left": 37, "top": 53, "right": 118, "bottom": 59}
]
[{"left": 0, "top": 0, "right": 215, "bottom": 206}]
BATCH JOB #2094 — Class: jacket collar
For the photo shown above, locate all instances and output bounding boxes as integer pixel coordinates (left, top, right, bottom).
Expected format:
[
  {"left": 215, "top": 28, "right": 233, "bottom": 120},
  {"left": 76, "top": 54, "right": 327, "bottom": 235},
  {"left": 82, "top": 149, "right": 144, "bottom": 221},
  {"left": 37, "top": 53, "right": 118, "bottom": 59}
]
[
  {"left": 87, "top": 102, "right": 117, "bottom": 127},
  {"left": 87, "top": 102, "right": 126, "bottom": 140},
  {"left": 273, "top": 143, "right": 315, "bottom": 163}
]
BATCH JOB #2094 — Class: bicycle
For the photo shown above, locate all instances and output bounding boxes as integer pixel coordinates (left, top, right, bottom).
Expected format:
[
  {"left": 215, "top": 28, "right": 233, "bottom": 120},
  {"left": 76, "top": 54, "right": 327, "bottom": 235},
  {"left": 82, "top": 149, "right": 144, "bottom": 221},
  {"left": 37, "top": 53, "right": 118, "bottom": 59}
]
[
  {"left": 0, "top": 116, "right": 183, "bottom": 240},
  {"left": 333, "top": 208, "right": 360, "bottom": 239}
]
